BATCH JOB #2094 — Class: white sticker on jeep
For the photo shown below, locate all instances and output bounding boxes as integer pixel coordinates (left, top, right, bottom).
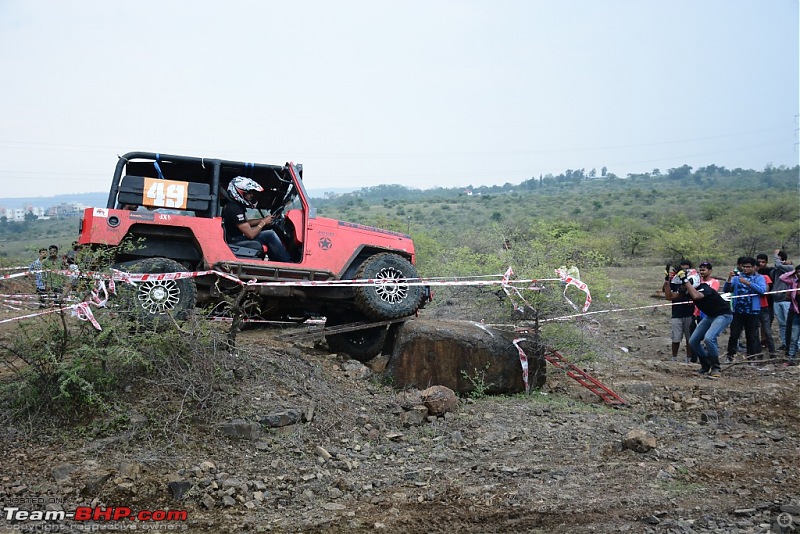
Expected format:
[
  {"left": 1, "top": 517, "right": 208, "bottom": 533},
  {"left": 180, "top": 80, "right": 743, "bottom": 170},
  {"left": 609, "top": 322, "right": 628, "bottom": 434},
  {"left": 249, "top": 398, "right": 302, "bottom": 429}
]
[
  {"left": 93, "top": 208, "right": 108, "bottom": 218},
  {"left": 143, "top": 178, "right": 188, "bottom": 209}
]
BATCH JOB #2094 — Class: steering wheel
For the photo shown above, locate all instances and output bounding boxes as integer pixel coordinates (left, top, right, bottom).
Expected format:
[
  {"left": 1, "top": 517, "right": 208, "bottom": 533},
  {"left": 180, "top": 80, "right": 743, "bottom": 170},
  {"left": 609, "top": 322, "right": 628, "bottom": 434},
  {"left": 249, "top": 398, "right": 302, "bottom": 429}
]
[{"left": 268, "top": 207, "right": 290, "bottom": 242}]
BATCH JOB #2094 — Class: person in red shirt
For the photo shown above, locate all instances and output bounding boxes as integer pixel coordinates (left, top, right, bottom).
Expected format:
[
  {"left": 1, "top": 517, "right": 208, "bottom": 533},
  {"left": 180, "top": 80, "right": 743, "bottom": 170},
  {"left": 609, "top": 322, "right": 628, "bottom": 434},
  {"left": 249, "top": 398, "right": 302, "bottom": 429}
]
[
  {"left": 694, "top": 262, "right": 721, "bottom": 317},
  {"left": 758, "top": 271, "right": 775, "bottom": 356}
]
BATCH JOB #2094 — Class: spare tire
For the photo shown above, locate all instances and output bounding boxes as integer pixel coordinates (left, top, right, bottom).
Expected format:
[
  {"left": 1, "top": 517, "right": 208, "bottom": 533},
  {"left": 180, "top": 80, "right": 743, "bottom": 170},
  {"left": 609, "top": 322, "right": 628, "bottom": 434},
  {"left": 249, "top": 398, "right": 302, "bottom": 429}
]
[
  {"left": 122, "top": 257, "right": 196, "bottom": 321},
  {"left": 354, "top": 253, "right": 422, "bottom": 320}
]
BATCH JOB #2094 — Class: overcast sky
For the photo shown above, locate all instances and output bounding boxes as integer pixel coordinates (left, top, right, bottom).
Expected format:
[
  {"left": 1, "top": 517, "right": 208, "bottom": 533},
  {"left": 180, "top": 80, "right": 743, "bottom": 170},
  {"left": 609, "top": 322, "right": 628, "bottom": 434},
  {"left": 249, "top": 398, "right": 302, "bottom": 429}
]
[{"left": 0, "top": 0, "right": 797, "bottom": 200}]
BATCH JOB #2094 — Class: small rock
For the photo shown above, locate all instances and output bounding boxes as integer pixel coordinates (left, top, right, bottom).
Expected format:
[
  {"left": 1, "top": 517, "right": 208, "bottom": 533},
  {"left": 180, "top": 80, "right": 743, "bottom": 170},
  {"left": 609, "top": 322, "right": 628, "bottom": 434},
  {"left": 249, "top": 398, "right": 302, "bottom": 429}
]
[
  {"left": 199, "top": 461, "right": 216, "bottom": 473},
  {"left": 51, "top": 464, "right": 77, "bottom": 482},
  {"left": 643, "top": 515, "right": 660, "bottom": 525},
  {"left": 399, "top": 406, "right": 429, "bottom": 427},
  {"left": 315, "top": 446, "right": 333, "bottom": 460},
  {"left": 781, "top": 504, "right": 800, "bottom": 515},
  {"left": 200, "top": 494, "right": 215, "bottom": 509},
  {"left": 303, "top": 404, "right": 315, "bottom": 423},
  {"left": 700, "top": 410, "right": 718, "bottom": 424},
  {"left": 341, "top": 360, "right": 371, "bottom": 379},
  {"left": 259, "top": 410, "right": 303, "bottom": 428},
  {"left": 366, "top": 354, "right": 390, "bottom": 373},
  {"left": 323, "top": 502, "right": 347, "bottom": 511},
  {"left": 396, "top": 389, "right": 424, "bottom": 410},
  {"left": 421, "top": 385, "right": 458, "bottom": 416},
  {"left": 219, "top": 419, "right": 262, "bottom": 440},
  {"left": 168, "top": 481, "right": 192, "bottom": 500},
  {"left": 622, "top": 429, "right": 656, "bottom": 453}
]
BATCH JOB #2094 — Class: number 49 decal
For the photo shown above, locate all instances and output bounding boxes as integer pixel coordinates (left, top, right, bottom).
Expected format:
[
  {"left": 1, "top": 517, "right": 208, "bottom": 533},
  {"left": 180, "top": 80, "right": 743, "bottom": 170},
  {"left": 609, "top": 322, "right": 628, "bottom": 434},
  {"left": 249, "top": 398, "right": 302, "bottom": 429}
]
[{"left": 143, "top": 178, "right": 188, "bottom": 209}]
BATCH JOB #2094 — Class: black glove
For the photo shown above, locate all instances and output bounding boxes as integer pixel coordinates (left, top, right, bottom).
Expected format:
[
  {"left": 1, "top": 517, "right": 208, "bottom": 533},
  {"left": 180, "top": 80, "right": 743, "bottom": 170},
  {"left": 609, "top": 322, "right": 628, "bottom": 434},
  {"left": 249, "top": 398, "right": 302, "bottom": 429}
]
[
  {"left": 664, "top": 264, "right": 672, "bottom": 281},
  {"left": 675, "top": 269, "right": 688, "bottom": 283}
]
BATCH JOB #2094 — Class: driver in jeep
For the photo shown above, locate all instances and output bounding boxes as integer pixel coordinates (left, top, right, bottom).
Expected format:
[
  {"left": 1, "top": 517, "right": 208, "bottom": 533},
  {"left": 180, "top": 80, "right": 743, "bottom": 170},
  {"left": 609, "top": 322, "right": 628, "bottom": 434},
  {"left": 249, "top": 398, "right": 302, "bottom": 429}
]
[{"left": 223, "top": 177, "right": 292, "bottom": 262}]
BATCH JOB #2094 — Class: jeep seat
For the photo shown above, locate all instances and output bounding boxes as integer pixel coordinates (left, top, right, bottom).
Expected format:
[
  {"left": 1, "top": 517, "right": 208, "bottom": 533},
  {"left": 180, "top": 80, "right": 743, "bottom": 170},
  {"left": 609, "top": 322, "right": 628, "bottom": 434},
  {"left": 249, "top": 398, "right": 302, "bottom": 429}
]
[{"left": 228, "top": 240, "right": 266, "bottom": 260}]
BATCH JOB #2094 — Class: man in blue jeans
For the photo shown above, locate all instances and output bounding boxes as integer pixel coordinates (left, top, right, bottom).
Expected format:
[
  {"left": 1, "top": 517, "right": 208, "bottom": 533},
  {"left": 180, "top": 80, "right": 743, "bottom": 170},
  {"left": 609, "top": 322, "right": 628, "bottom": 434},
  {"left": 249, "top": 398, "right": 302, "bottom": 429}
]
[
  {"left": 677, "top": 268, "right": 734, "bottom": 378},
  {"left": 723, "top": 257, "right": 767, "bottom": 361}
]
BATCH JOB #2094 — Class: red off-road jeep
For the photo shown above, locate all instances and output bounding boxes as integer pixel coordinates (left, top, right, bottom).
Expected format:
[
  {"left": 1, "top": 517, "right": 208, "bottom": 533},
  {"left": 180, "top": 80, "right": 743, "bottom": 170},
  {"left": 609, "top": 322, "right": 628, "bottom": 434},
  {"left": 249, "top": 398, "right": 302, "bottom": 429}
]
[{"left": 77, "top": 152, "right": 427, "bottom": 359}]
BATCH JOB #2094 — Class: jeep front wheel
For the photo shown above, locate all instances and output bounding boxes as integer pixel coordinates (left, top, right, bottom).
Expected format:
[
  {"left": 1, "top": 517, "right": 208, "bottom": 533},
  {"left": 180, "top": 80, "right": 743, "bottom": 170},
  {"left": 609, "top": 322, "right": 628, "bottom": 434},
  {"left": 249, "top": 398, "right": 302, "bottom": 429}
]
[
  {"left": 354, "top": 253, "right": 422, "bottom": 320},
  {"left": 125, "top": 258, "right": 196, "bottom": 321}
]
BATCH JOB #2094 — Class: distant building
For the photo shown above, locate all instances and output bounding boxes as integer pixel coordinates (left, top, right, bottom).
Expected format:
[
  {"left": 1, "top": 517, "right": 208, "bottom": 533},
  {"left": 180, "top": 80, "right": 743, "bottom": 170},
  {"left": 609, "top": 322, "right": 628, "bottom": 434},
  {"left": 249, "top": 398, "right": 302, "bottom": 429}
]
[
  {"left": 46, "top": 202, "right": 88, "bottom": 218},
  {"left": 0, "top": 203, "right": 85, "bottom": 221},
  {"left": 0, "top": 206, "right": 46, "bottom": 221}
]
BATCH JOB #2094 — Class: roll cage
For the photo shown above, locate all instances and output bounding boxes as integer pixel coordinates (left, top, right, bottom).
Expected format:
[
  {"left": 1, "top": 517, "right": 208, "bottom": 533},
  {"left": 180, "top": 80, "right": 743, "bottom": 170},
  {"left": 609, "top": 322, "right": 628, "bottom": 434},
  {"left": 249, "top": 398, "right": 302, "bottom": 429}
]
[{"left": 107, "top": 151, "right": 312, "bottom": 218}]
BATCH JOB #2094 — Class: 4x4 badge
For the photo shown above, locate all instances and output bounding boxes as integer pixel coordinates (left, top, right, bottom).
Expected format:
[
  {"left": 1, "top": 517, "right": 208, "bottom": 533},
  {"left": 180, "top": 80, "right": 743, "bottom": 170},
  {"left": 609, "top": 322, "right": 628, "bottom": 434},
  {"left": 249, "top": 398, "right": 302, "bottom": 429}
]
[{"left": 318, "top": 237, "right": 332, "bottom": 250}]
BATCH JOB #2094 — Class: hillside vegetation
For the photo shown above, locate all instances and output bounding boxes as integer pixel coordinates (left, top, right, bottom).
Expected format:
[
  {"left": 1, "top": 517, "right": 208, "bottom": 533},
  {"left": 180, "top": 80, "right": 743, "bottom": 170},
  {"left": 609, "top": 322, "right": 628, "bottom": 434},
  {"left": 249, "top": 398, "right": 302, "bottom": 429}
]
[
  {"left": 313, "top": 165, "right": 798, "bottom": 282},
  {"left": 2, "top": 163, "right": 797, "bottom": 272}
]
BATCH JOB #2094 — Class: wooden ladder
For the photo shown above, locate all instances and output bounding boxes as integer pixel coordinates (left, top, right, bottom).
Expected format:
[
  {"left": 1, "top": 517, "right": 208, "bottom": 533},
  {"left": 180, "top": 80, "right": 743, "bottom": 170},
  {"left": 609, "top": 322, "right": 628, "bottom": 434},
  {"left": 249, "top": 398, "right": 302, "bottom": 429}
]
[{"left": 276, "top": 317, "right": 411, "bottom": 342}]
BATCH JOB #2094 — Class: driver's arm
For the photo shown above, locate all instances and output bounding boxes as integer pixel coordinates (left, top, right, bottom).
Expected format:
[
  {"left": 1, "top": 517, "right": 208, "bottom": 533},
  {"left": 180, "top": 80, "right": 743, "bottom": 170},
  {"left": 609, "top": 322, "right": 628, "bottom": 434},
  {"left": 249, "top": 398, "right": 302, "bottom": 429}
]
[{"left": 238, "top": 215, "right": 274, "bottom": 239}]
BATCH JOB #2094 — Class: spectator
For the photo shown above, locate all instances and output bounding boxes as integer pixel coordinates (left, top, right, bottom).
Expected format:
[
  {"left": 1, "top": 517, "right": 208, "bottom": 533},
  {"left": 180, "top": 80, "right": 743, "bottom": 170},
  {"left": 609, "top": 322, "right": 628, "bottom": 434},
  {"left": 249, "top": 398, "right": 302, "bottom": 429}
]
[
  {"left": 723, "top": 257, "right": 767, "bottom": 361},
  {"left": 679, "top": 269, "right": 733, "bottom": 378},
  {"left": 757, "top": 270, "right": 775, "bottom": 357},
  {"left": 663, "top": 260, "right": 695, "bottom": 362},
  {"left": 28, "top": 247, "right": 47, "bottom": 307},
  {"left": 771, "top": 249, "right": 794, "bottom": 352},
  {"left": 64, "top": 241, "right": 81, "bottom": 289},
  {"left": 778, "top": 265, "right": 800, "bottom": 366},
  {"left": 756, "top": 253, "right": 774, "bottom": 353},
  {"left": 42, "top": 244, "right": 66, "bottom": 301},
  {"left": 694, "top": 262, "right": 720, "bottom": 323}
]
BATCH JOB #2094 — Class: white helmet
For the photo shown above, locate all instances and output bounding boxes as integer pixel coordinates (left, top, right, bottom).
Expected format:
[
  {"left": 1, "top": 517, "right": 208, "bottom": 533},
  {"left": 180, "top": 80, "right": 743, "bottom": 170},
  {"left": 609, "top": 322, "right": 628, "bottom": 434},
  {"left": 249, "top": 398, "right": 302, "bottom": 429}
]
[
  {"left": 672, "top": 268, "right": 701, "bottom": 288},
  {"left": 227, "top": 177, "right": 263, "bottom": 208}
]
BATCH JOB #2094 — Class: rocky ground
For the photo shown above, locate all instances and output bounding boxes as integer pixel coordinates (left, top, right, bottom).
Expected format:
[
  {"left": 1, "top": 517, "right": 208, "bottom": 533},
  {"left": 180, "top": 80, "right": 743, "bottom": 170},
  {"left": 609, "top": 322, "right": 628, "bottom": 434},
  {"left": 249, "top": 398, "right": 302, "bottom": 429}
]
[{"left": 1, "top": 267, "right": 799, "bottom": 533}]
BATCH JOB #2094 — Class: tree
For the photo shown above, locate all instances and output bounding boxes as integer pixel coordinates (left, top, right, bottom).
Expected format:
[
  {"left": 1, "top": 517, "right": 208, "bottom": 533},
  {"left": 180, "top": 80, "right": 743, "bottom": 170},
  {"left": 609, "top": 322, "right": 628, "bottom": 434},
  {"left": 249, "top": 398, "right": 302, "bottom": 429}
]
[
  {"left": 666, "top": 165, "right": 692, "bottom": 181},
  {"left": 24, "top": 211, "right": 38, "bottom": 222}
]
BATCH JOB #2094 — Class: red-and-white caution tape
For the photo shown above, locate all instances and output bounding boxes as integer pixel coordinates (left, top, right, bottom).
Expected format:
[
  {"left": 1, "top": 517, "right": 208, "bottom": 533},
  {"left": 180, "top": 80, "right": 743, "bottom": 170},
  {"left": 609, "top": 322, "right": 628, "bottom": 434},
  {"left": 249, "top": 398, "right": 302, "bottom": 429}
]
[
  {"left": 512, "top": 337, "right": 530, "bottom": 393},
  {"left": 555, "top": 268, "right": 592, "bottom": 313}
]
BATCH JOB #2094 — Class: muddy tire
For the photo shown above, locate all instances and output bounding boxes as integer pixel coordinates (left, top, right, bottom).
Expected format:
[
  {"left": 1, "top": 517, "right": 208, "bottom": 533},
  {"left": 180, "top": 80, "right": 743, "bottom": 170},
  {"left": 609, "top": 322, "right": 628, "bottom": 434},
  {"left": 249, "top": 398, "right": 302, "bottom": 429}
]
[
  {"left": 325, "top": 315, "right": 388, "bottom": 362},
  {"left": 122, "top": 258, "right": 196, "bottom": 321},
  {"left": 354, "top": 253, "right": 422, "bottom": 320}
]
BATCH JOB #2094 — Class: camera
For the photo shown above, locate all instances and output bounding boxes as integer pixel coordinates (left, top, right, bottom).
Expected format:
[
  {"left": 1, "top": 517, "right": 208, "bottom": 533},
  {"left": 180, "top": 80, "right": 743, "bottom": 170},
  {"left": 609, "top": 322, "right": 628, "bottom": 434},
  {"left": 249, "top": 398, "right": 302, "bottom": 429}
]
[{"left": 733, "top": 269, "right": 741, "bottom": 276}]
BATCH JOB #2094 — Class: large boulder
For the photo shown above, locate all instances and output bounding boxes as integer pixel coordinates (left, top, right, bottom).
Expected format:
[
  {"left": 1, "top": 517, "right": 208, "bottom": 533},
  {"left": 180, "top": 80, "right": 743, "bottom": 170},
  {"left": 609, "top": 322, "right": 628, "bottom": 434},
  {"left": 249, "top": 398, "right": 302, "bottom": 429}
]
[{"left": 384, "top": 319, "right": 546, "bottom": 394}]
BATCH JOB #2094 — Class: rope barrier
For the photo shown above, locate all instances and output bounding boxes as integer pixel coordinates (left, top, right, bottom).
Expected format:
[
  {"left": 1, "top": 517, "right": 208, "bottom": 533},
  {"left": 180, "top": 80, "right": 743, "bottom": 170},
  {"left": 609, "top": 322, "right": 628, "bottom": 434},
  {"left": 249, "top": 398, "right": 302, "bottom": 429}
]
[{"left": 1, "top": 264, "right": 797, "bottom": 334}]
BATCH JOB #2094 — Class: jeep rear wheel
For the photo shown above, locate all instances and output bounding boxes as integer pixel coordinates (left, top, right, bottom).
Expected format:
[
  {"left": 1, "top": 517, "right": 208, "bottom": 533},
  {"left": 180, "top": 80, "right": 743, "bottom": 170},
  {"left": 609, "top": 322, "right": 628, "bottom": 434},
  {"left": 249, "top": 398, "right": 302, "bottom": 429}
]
[
  {"left": 325, "top": 314, "right": 388, "bottom": 362},
  {"left": 354, "top": 253, "right": 422, "bottom": 320},
  {"left": 124, "top": 258, "right": 196, "bottom": 321}
]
